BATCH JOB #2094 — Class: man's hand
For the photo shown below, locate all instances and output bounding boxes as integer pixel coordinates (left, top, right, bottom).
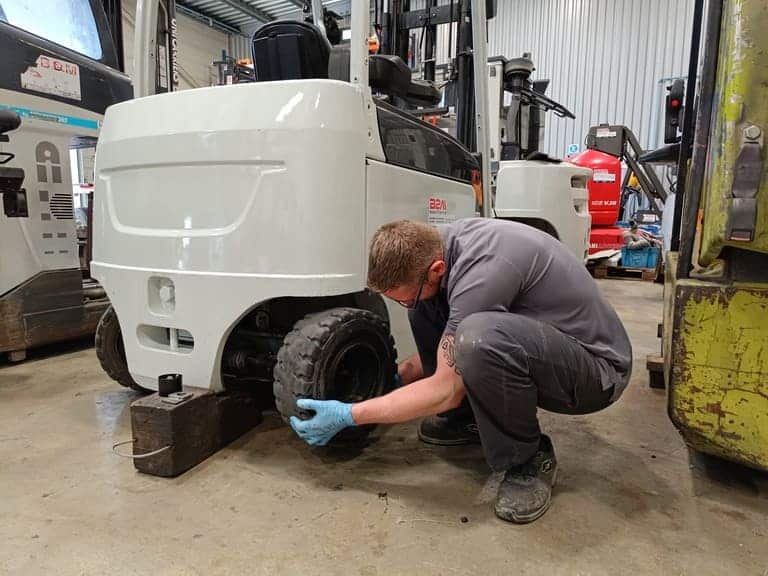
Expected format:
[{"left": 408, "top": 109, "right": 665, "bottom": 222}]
[{"left": 289, "top": 398, "right": 356, "bottom": 446}]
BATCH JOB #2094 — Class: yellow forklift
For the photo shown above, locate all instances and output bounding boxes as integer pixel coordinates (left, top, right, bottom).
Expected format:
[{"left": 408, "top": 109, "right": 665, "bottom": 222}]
[{"left": 650, "top": 0, "right": 767, "bottom": 471}]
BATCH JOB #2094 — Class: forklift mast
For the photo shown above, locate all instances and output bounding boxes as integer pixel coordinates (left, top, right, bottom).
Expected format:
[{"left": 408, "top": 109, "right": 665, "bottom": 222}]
[{"left": 134, "top": 0, "right": 180, "bottom": 97}]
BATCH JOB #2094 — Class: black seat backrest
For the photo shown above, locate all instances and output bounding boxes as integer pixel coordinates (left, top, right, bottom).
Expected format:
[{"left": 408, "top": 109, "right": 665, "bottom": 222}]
[
  {"left": 369, "top": 55, "right": 411, "bottom": 97},
  {"left": 328, "top": 45, "right": 411, "bottom": 99},
  {"left": 252, "top": 21, "right": 331, "bottom": 81},
  {"left": 328, "top": 44, "right": 351, "bottom": 82}
]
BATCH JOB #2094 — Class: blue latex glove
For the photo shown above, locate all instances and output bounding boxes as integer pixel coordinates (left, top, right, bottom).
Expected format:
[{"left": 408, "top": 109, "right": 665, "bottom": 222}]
[{"left": 289, "top": 398, "right": 356, "bottom": 446}]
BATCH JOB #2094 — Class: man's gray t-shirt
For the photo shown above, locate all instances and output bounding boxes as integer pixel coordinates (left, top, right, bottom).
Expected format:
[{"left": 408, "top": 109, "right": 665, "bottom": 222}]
[{"left": 431, "top": 218, "right": 632, "bottom": 400}]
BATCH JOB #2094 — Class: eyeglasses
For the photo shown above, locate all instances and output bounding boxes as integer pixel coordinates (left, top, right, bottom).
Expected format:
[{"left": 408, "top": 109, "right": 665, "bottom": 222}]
[{"left": 394, "top": 262, "right": 434, "bottom": 310}]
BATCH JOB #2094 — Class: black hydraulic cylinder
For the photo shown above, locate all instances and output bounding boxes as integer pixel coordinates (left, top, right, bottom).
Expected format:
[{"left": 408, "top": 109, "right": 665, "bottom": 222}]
[
  {"left": 455, "top": 0, "right": 475, "bottom": 151},
  {"left": 423, "top": 0, "right": 438, "bottom": 81},
  {"left": 676, "top": 0, "right": 723, "bottom": 277}
]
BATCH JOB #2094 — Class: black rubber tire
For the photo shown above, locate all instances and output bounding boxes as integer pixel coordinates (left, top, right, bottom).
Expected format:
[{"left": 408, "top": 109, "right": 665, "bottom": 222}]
[
  {"left": 95, "top": 306, "right": 150, "bottom": 393},
  {"left": 273, "top": 307, "right": 397, "bottom": 444}
]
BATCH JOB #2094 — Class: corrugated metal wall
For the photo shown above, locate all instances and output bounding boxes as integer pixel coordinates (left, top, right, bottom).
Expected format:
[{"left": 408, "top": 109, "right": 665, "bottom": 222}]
[
  {"left": 228, "top": 34, "right": 252, "bottom": 61},
  {"left": 491, "top": 0, "right": 696, "bottom": 156}
]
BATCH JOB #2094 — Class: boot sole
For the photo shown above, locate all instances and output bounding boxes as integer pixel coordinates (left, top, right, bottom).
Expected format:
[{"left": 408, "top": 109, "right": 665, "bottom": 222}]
[
  {"left": 494, "top": 470, "right": 557, "bottom": 525},
  {"left": 417, "top": 428, "right": 481, "bottom": 446}
]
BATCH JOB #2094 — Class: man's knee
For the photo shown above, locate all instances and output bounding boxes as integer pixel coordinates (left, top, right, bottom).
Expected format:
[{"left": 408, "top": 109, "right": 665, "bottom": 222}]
[{"left": 454, "top": 313, "right": 528, "bottom": 382}]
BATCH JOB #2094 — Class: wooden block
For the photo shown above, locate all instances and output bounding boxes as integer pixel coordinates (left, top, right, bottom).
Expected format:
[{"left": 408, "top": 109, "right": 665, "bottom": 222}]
[
  {"left": 130, "top": 388, "right": 262, "bottom": 477},
  {"left": 590, "top": 265, "right": 608, "bottom": 279}
]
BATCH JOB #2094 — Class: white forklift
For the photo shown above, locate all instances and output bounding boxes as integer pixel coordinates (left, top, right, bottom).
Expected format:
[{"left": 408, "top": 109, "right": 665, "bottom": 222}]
[
  {"left": 92, "top": 0, "right": 590, "bottom": 474},
  {"left": 486, "top": 54, "right": 591, "bottom": 262},
  {"left": 372, "top": 1, "right": 591, "bottom": 261},
  {"left": 0, "top": 0, "right": 133, "bottom": 362}
]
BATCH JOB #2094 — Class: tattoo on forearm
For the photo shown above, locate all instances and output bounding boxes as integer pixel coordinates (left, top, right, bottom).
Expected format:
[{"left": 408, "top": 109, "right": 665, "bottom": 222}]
[{"left": 441, "top": 336, "right": 462, "bottom": 375}]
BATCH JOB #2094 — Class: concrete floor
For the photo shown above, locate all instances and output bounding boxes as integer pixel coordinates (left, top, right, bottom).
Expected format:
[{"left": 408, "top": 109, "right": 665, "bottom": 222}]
[{"left": 1, "top": 280, "right": 766, "bottom": 576}]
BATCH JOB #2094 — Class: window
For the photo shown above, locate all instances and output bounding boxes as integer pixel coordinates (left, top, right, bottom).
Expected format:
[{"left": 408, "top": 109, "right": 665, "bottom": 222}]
[
  {"left": 376, "top": 100, "right": 479, "bottom": 183},
  {"left": 0, "top": 0, "right": 102, "bottom": 59}
]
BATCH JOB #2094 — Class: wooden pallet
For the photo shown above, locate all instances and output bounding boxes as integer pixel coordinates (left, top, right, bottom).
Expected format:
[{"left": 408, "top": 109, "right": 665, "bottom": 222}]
[{"left": 589, "top": 264, "right": 657, "bottom": 282}]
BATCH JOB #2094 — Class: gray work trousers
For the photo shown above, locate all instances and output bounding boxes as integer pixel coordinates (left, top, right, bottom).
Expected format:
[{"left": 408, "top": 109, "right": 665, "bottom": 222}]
[{"left": 409, "top": 308, "right": 614, "bottom": 472}]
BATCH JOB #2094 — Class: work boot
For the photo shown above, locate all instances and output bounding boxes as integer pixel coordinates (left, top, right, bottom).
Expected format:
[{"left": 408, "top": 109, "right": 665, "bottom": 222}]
[
  {"left": 495, "top": 435, "right": 557, "bottom": 524},
  {"left": 417, "top": 415, "right": 481, "bottom": 446}
]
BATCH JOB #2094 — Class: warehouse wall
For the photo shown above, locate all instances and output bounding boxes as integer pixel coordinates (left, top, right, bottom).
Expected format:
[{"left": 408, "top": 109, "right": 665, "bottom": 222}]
[{"left": 121, "top": 0, "right": 249, "bottom": 89}]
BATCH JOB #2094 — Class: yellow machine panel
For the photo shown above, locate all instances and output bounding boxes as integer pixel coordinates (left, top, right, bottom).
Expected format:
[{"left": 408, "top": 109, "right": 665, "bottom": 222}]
[
  {"left": 699, "top": 0, "right": 768, "bottom": 266},
  {"left": 665, "top": 273, "right": 768, "bottom": 470},
  {"left": 660, "top": 0, "right": 768, "bottom": 471}
]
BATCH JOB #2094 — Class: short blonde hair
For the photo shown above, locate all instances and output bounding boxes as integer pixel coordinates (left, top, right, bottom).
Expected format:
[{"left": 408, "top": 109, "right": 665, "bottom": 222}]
[{"left": 367, "top": 220, "right": 443, "bottom": 292}]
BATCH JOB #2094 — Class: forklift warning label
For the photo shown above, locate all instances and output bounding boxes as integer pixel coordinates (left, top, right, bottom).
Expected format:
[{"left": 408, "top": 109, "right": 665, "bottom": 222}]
[
  {"left": 592, "top": 170, "right": 616, "bottom": 183},
  {"left": 427, "top": 197, "right": 456, "bottom": 225},
  {"left": 596, "top": 128, "right": 617, "bottom": 138},
  {"left": 21, "top": 56, "right": 81, "bottom": 101}
]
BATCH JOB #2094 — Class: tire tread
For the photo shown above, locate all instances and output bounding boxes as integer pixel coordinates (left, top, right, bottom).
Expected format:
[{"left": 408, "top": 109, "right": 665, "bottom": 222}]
[
  {"left": 273, "top": 307, "right": 396, "bottom": 442},
  {"left": 95, "top": 306, "right": 150, "bottom": 393}
]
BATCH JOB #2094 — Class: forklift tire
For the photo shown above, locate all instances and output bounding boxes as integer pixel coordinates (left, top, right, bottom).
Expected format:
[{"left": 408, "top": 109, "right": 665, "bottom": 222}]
[
  {"left": 273, "top": 307, "right": 397, "bottom": 444},
  {"left": 95, "top": 306, "right": 150, "bottom": 393}
]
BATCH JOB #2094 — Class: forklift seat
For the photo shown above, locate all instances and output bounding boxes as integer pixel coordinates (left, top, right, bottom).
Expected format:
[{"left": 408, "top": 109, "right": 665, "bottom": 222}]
[
  {"left": 328, "top": 45, "right": 439, "bottom": 105},
  {"left": 369, "top": 55, "right": 411, "bottom": 97},
  {"left": 252, "top": 21, "right": 331, "bottom": 81},
  {"left": 329, "top": 45, "right": 409, "bottom": 97},
  {"left": 327, "top": 45, "right": 351, "bottom": 81},
  {"left": 403, "top": 79, "right": 441, "bottom": 106}
]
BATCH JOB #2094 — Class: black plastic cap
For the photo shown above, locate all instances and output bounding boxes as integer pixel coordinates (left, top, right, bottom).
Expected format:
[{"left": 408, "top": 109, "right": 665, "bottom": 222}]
[{"left": 158, "top": 373, "right": 183, "bottom": 397}]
